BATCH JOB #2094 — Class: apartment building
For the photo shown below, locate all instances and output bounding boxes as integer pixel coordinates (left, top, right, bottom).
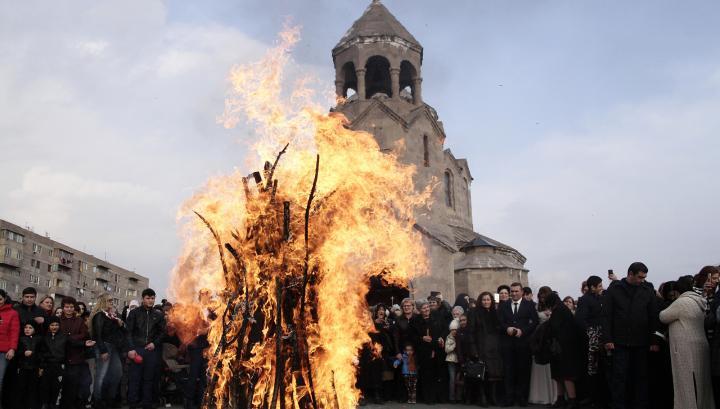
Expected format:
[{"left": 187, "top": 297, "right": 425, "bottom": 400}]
[{"left": 0, "top": 219, "right": 149, "bottom": 307}]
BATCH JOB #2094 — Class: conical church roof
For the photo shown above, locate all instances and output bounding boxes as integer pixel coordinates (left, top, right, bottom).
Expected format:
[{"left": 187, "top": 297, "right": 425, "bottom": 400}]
[{"left": 334, "top": 0, "right": 422, "bottom": 50}]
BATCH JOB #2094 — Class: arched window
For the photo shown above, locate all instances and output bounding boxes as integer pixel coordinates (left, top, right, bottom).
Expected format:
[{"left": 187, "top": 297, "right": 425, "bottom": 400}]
[
  {"left": 365, "top": 56, "right": 392, "bottom": 98},
  {"left": 400, "top": 60, "right": 417, "bottom": 100},
  {"left": 340, "top": 61, "right": 357, "bottom": 98},
  {"left": 423, "top": 135, "right": 429, "bottom": 167},
  {"left": 444, "top": 170, "right": 454, "bottom": 208}
]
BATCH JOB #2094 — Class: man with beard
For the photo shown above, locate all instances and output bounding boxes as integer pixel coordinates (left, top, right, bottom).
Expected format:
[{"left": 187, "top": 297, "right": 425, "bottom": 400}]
[{"left": 411, "top": 300, "right": 445, "bottom": 404}]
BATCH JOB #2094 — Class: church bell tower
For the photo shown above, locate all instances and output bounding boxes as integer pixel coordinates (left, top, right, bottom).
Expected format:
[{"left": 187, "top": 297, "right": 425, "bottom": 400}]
[{"left": 332, "top": 1, "right": 529, "bottom": 300}]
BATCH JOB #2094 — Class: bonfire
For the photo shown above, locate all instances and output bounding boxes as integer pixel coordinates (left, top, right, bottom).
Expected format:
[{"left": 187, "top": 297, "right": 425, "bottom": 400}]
[{"left": 169, "top": 25, "right": 430, "bottom": 409}]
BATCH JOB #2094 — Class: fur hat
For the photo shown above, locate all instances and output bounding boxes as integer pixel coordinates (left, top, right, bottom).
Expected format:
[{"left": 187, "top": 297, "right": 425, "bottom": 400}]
[{"left": 449, "top": 319, "right": 460, "bottom": 331}]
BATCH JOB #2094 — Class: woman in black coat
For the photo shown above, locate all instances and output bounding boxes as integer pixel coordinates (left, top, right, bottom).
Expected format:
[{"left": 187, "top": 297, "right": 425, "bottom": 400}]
[
  {"left": 546, "top": 293, "right": 584, "bottom": 409},
  {"left": 473, "top": 291, "right": 504, "bottom": 406},
  {"left": 455, "top": 314, "right": 483, "bottom": 405}
]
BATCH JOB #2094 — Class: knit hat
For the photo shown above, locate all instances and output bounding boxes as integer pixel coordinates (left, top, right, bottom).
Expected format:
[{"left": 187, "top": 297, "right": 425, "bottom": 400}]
[
  {"left": 129, "top": 300, "right": 140, "bottom": 308},
  {"left": 46, "top": 315, "right": 60, "bottom": 326},
  {"left": 449, "top": 319, "right": 459, "bottom": 331}
]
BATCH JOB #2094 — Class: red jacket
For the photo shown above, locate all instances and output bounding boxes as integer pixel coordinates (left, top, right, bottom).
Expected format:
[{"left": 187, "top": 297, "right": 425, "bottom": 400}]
[{"left": 0, "top": 303, "right": 20, "bottom": 352}]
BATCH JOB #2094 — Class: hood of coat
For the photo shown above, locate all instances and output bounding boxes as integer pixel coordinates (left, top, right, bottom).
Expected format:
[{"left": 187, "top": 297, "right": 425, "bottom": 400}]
[{"left": 680, "top": 290, "right": 707, "bottom": 311}]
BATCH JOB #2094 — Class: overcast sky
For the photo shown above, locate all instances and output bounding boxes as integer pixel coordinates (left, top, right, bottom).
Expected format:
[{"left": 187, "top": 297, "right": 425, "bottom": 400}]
[{"left": 1, "top": 0, "right": 719, "bottom": 299}]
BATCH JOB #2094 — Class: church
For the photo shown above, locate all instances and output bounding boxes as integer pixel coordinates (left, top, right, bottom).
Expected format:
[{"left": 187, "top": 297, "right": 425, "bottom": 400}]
[{"left": 331, "top": 1, "right": 528, "bottom": 299}]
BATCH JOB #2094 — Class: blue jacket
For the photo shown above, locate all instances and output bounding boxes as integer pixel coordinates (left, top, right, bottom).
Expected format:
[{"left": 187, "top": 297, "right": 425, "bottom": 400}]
[{"left": 393, "top": 352, "right": 417, "bottom": 375}]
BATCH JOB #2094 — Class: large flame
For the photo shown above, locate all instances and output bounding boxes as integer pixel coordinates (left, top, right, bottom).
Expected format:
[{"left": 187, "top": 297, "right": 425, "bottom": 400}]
[{"left": 168, "top": 25, "right": 429, "bottom": 408}]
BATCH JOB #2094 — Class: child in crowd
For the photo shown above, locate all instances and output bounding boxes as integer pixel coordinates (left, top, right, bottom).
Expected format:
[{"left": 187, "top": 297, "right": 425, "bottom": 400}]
[
  {"left": 445, "top": 319, "right": 462, "bottom": 403},
  {"left": 40, "top": 316, "right": 66, "bottom": 409},
  {"left": 17, "top": 322, "right": 41, "bottom": 409},
  {"left": 394, "top": 343, "right": 418, "bottom": 404}
]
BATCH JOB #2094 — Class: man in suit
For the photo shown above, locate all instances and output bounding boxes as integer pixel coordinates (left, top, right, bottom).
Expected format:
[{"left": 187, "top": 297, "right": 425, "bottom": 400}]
[{"left": 499, "top": 282, "right": 540, "bottom": 407}]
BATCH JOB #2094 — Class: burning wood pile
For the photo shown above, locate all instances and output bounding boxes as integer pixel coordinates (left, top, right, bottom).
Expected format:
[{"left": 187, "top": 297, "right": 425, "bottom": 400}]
[{"left": 168, "top": 26, "right": 429, "bottom": 409}]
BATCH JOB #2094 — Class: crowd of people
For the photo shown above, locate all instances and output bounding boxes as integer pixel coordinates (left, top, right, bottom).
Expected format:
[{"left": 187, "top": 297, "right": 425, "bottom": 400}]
[
  {"left": 357, "top": 262, "right": 720, "bottom": 409},
  {"left": 0, "top": 287, "right": 209, "bottom": 409},
  {"left": 1, "top": 262, "right": 719, "bottom": 409}
]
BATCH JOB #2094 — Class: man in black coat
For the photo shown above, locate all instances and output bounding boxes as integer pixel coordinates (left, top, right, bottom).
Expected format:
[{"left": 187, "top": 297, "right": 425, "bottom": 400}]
[
  {"left": 126, "top": 288, "right": 166, "bottom": 409},
  {"left": 14, "top": 287, "right": 44, "bottom": 329},
  {"left": 498, "top": 282, "right": 539, "bottom": 407},
  {"left": 601, "top": 262, "right": 658, "bottom": 409}
]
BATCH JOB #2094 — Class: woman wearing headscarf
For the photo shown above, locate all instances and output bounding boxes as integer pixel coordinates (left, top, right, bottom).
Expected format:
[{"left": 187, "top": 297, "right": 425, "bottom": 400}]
[{"left": 660, "top": 275, "right": 715, "bottom": 409}]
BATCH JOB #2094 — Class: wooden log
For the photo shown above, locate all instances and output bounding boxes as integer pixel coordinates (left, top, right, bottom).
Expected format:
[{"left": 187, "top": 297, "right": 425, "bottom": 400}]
[
  {"left": 270, "top": 277, "right": 284, "bottom": 409},
  {"left": 283, "top": 201, "right": 291, "bottom": 242}
]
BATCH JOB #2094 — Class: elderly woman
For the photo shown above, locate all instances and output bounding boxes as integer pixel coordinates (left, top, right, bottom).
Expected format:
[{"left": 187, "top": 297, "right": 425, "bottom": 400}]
[{"left": 660, "top": 275, "right": 715, "bottom": 409}]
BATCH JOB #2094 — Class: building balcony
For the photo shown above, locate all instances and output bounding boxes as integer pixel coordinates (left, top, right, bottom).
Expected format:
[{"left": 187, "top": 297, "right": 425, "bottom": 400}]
[{"left": 0, "top": 255, "right": 21, "bottom": 268}]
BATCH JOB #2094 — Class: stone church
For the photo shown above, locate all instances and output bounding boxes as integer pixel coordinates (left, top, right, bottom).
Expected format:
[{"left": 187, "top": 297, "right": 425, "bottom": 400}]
[{"left": 331, "top": 1, "right": 528, "bottom": 300}]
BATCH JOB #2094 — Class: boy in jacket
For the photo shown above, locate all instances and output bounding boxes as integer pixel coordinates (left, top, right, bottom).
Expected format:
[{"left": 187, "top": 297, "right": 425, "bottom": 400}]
[
  {"left": 126, "top": 288, "right": 166, "bottom": 409},
  {"left": 59, "top": 296, "right": 95, "bottom": 409},
  {"left": 40, "top": 315, "right": 66, "bottom": 409},
  {"left": 17, "top": 322, "right": 41, "bottom": 409}
]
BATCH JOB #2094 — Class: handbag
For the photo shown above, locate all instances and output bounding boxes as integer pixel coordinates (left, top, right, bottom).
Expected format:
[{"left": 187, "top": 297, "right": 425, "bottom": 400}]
[{"left": 464, "top": 360, "right": 486, "bottom": 380}]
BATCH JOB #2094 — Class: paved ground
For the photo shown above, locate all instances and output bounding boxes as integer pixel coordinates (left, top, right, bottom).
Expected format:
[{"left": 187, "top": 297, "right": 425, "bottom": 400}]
[
  {"left": 131, "top": 402, "right": 545, "bottom": 409},
  {"left": 362, "top": 404, "right": 537, "bottom": 409}
]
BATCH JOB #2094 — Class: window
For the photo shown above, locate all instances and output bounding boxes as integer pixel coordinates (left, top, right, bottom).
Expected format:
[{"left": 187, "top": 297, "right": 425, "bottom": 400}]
[
  {"left": 3, "top": 247, "right": 10, "bottom": 257},
  {"left": 444, "top": 170, "right": 454, "bottom": 208},
  {"left": 47, "top": 249, "right": 53, "bottom": 257},
  {"left": 7, "top": 231, "right": 14, "bottom": 241},
  {"left": 15, "top": 250, "right": 22, "bottom": 260},
  {"left": 114, "top": 274, "right": 118, "bottom": 282},
  {"left": 44, "top": 279, "right": 51, "bottom": 288},
  {"left": 29, "top": 274, "right": 39, "bottom": 285},
  {"left": 0, "top": 280, "right": 6, "bottom": 290},
  {"left": 423, "top": 135, "right": 430, "bottom": 167},
  {"left": 32, "top": 243, "right": 41, "bottom": 254}
]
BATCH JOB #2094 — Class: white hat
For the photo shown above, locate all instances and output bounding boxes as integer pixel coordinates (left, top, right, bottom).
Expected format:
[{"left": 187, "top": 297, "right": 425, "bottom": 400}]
[
  {"left": 449, "top": 319, "right": 459, "bottom": 331},
  {"left": 129, "top": 300, "right": 140, "bottom": 308}
]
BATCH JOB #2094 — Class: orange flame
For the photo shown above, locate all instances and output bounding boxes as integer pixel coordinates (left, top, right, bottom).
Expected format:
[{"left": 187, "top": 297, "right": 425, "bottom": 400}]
[{"left": 169, "top": 24, "right": 429, "bottom": 408}]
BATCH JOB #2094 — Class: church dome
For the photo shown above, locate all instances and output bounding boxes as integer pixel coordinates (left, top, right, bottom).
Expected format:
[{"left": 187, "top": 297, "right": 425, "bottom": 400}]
[{"left": 333, "top": 0, "right": 423, "bottom": 53}]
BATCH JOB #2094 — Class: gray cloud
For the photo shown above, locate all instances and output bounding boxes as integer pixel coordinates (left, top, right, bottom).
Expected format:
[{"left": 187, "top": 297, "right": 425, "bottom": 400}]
[{"left": 2, "top": 0, "right": 719, "bottom": 300}]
